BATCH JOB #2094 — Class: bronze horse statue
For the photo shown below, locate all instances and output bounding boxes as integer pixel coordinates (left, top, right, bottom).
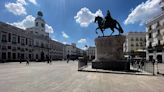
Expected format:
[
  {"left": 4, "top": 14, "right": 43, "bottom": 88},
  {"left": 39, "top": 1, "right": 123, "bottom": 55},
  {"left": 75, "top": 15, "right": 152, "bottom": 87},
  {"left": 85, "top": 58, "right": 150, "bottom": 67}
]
[{"left": 94, "top": 10, "right": 124, "bottom": 36}]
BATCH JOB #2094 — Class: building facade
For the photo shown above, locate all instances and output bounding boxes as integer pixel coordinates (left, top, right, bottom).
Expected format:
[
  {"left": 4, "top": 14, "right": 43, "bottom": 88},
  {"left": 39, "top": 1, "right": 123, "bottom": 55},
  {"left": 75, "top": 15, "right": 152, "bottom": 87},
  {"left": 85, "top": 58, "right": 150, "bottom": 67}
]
[
  {"left": 49, "top": 40, "right": 64, "bottom": 60},
  {"left": 123, "top": 32, "right": 146, "bottom": 59},
  {"left": 86, "top": 46, "right": 95, "bottom": 61},
  {"left": 64, "top": 43, "right": 85, "bottom": 60},
  {"left": 146, "top": 13, "right": 164, "bottom": 62},
  {"left": 0, "top": 11, "right": 64, "bottom": 62}
]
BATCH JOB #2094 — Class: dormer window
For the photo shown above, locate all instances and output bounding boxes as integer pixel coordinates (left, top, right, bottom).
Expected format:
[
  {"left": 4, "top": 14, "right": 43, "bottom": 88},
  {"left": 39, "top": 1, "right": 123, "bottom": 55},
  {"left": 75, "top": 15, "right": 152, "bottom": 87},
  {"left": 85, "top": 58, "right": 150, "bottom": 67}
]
[
  {"left": 156, "top": 21, "right": 160, "bottom": 28},
  {"left": 41, "top": 23, "right": 44, "bottom": 28},
  {"left": 148, "top": 25, "right": 152, "bottom": 31},
  {"left": 36, "top": 22, "right": 38, "bottom": 26}
]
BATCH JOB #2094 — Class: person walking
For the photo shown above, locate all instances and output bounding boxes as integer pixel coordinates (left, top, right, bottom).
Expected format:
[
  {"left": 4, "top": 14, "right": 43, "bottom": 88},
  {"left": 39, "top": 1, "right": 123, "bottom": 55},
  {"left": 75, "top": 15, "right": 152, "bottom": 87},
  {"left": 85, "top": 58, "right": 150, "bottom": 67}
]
[
  {"left": 67, "top": 54, "right": 70, "bottom": 63},
  {"left": 46, "top": 55, "right": 49, "bottom": 64},
  {"left": 19, "top": 58, "right": 22, "bottom": 64},
  {"left": 26, "top": 57, "right": 29, "bottom": 65},
  {"left": 152, "top": 59, "right": 156, "bottom": 75}
]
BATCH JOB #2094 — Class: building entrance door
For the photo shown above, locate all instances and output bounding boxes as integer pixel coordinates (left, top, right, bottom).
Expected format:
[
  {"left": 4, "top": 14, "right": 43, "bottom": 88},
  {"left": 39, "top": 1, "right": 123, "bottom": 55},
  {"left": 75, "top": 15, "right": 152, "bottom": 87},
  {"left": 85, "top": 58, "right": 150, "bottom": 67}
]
[
  {"left": 157, "top": 55, "right": 162, "bottom": 63},
  {"left": 41, "top": 52, "right": 44, "bottom": 61}
]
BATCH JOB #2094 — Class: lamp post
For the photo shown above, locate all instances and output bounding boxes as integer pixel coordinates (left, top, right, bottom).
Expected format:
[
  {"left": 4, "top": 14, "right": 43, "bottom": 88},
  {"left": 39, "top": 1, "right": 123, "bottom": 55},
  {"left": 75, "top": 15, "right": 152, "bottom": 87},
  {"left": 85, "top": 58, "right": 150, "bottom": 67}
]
[{"left": 48, "top": 33, "right": 50, "bottom": 64}]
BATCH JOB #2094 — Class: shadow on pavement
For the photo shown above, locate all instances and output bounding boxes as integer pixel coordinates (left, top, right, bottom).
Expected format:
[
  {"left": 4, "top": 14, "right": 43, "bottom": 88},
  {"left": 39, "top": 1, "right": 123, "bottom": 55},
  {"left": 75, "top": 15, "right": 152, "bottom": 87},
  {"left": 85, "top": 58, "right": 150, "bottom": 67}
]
[{"left": 78, "top": 69, "right": 154, "bottom": 76}]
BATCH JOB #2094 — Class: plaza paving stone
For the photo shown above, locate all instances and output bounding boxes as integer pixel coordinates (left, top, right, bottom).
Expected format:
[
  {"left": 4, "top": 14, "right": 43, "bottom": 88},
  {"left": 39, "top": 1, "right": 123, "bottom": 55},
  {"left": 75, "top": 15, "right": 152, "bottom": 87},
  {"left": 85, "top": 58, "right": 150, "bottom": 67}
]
[{"left": 0, "top": 61, "right": 164, "bottom": 92}]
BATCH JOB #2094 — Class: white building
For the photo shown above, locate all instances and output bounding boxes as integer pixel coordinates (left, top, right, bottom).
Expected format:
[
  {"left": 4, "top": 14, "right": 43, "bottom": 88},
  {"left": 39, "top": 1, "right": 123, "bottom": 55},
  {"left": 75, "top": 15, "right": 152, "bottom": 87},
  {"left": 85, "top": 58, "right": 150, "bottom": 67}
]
[
  {"left": 64, "top": 43, "right": 85, "bottom": 60},
  {"left": 49, "top": 40, "right": 65, "bottom": 60},
  {"left": 0, "top": 11, "right": 64, "bottom": 62},
  {"left": 123, "top": 32, "right": 146, "bottom": 58},
  {"left": 86, "top": 46, "right": 96, "bottom": 60},
  {"left": 146, "top": 13, "right": 164, "bottom": 62}
]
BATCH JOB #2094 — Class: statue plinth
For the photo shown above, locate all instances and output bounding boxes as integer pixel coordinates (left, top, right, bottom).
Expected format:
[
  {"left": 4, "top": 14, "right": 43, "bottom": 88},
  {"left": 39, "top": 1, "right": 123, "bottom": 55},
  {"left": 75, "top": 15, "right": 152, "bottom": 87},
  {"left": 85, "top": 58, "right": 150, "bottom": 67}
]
[{"left": 92, "top": 35, "right": 130, "bottom": 71}]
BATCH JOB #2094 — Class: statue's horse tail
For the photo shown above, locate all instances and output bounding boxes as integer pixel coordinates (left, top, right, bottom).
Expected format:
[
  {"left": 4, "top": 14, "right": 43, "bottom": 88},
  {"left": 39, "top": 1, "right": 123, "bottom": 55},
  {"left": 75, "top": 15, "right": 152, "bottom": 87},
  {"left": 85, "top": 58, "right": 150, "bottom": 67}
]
[{"left": 115, "top": 20, "right": 124, "bottom": 33}]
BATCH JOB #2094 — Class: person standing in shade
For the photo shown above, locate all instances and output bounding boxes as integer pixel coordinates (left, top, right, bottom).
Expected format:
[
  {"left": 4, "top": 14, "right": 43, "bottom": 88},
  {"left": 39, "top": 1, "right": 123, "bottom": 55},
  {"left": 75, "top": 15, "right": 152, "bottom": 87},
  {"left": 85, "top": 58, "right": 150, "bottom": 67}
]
[
  {"left": 67, "top": 54, "right": 70, "bottom": 63},
  {"left": 49, "top": 56, "right": 52, "bottom": 64},
  {"left": 152, "top": 59, "right": 156, "bottom": 75},
  {"left": 46, "top": 55, "right": 49, "bottom": 64},
  {"left": 26, "top": 57, "right": 29, "bottom": 65},
  {"left": 19, "top": 57, "right": 22, "bottom": 64}
]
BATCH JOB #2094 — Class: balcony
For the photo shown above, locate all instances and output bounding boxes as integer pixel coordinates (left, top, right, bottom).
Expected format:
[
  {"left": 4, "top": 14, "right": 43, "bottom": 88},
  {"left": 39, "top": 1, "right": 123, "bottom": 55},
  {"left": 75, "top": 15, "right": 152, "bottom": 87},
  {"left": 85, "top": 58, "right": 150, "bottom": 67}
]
[
  {"left": 155, "top": 43, "right": 163, "bottom": 52},
  {"left": 156, "top": 22, "right": 160, "bottom": 28},
  {"left": 1, "top": 40, "right": 7, "bottom": 43},
  {"left": 12, "top": 42, "right": 17, "bottom": 44},
  {"left": 148, "top": 27, "right": 152, "bottom": 32},
  {"left": 156, "top": 33, "right": 162, "bottom": 40},
  {"left": 2, "top": 46, "right": 7, "bottom": 50},
  {"left": 147, "top": 45, "right": 154, "bottom": 53}
]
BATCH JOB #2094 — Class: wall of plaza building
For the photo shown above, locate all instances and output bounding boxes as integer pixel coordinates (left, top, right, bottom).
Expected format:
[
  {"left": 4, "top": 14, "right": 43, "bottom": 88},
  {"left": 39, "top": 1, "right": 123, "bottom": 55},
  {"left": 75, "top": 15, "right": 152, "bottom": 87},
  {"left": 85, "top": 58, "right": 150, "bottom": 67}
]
[
  {"left": 0, "top": 23, "right": 86, "bottom": 62},
  {"left": 146, "top": 13, "right": 164, "bottom": 63},
  {"left": 86, "top": 47, "right": 96, "bottom": 61},
  {"left": 123, "top": 32, "right": 146, "bottom": 58},
  {"left": 64, "top": 43, "right": 85, "bottom": 60},
  {"left": 0, "top": 22, "right": 65, "bottom": 62}
]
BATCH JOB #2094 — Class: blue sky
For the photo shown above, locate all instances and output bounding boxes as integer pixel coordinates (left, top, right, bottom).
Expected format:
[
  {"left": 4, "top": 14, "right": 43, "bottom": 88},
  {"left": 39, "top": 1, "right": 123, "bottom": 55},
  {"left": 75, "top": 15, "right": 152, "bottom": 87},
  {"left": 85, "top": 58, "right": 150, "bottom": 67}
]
[{"left": 0, "top": 0, "right": 162, "bottom": 49}]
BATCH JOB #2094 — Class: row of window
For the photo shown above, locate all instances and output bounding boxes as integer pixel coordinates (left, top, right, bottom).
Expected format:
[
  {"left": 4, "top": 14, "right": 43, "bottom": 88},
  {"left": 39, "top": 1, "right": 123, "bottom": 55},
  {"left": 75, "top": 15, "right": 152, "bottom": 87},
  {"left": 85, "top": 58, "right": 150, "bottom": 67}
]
[
  {"left": 131, "top": 43, "right": 145, "bottom": 47},
  {"left": 148, "top": 30, "right": 164, "bottom": 39},
  {"left": 1, "top": 52, "right": 56, "bottom": 60},
  {"left": 0, "top": 32, "right": 52, "bottom": 49},
  {"left": 1, "top": 52, "right": 33, "bottom": 60},
  {"left": 1, "top": 45, "right": 33, "bottom": 52},
  {"left": 35, "top": 22, "right": 45, "bottom": 28},
  {"left": 1, "top": 32, "right": 33, "bottom": 46},
  {"left": 148, "top": 21, "right": 164, "bottom": 31},
  {"left": 131, "top": 38, "right": 146, "bottom": 41}
]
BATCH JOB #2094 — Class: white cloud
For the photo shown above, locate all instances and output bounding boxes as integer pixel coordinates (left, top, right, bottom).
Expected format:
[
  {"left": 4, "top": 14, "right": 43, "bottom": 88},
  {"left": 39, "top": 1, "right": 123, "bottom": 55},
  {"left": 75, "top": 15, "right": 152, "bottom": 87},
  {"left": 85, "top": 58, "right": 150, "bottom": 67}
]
[
  {"left": 78, "top": 38, "right": 87, "bottom": 43},
  {"left": 124, "top": 0, "right": 162, "bottom": 25},
  {"left": 9, "top": 15, "right": 54, "bottom": 33},
  {"left": 5, "top": 2, "right": 27, "bottom": 15},
  {"left": 52, "top": 38, "right": 58, "bottom": 42},
  {"left": 74, "top": 7, "right": 103, "bottom": 27},
  {"left": 28, "top": 0, "right": 37, "bottom": 5},
  {"left": 62, "top": 31, "right": 69, "bottom": 39},
  {"left": 5, "top": 0, "right": 37, "bottom": 16},
  {"left": 81, "top": 47, "right": 88, "bottom": 50},
  {"left": 45, "top": 24, "right": 54, "bottom": 33},
  {"left": 9, "top": 15, "right": 35, "bottom": 29},
  {"left": 63, "top": 42, "right": 67, "bottom": 44},
  {"left": 17, "top": 0, "right": 27, "bottom": 5}
]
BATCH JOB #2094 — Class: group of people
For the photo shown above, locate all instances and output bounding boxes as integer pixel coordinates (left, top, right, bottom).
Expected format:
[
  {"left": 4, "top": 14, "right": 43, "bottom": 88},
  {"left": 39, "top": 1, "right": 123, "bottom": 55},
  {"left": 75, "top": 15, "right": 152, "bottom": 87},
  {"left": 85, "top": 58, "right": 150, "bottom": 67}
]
[
  {"left": 19, "top": 57, "right": 29, "bottom": 65},
  {"left": 131, "top": 59, "right": 145, "bottom": 70},
  {"left": 131, "top": 58, "right": 160, "bottom": 71},
  {"left": 19, "top": 56, "right": 52, "bottom": 65}
]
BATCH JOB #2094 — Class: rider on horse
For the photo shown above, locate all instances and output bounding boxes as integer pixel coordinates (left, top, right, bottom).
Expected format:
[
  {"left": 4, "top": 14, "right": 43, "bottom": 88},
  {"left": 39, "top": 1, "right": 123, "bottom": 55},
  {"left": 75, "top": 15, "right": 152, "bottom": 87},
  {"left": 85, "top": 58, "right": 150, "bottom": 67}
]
[
  {"left": 94, "top": 10, "right": 124, "bottom": 36},
  {"left": 105, "top": 10, "right": 112, "bottom": 22}
]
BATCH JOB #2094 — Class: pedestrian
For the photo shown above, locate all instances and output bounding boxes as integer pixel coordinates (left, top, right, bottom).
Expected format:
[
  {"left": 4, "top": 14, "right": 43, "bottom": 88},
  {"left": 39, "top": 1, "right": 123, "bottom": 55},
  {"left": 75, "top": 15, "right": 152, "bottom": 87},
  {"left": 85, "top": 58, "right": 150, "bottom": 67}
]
[
  {"left": 67, "top": 54, "right": 70, "bottom": 63},
  {"left": 46, "top": 55, "right": 49, "bottom": 64},
  {"left": 141, "top": 59, "right": 145, "bottom": 70},
  {"left": 49, "top": 57, "right": 52, "bottom": 64},
  {"left": 152, "top": 59, "right": 156, "bottom": 75},
  {"left": 19, "top": 58, "right": 22, "bottom": 64},
  {"left": 26, "top": 57, "right": 29, "bottom": 65}
]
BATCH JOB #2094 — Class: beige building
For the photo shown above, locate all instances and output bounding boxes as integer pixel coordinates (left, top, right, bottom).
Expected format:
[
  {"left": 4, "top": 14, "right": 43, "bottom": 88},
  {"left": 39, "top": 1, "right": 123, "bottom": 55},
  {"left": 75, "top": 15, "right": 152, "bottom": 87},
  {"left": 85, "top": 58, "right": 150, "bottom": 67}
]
[
  {"left": 123, "top": 32, "right": 146, "bottom": 58},
  {"left": 146, "top": 12, "right": 164, "bottom": 62},
  {"left": 49, "top": 40, "right": 65, "bottom": 60},
  {"left": 0, "top": 11, "right": 64, "bottom": 62},
  {"left": 86, "top": 46, "right": 95, "bottom": 60},
  {"left": 64, "top": 43, "right": 85, "bottom": 60}
]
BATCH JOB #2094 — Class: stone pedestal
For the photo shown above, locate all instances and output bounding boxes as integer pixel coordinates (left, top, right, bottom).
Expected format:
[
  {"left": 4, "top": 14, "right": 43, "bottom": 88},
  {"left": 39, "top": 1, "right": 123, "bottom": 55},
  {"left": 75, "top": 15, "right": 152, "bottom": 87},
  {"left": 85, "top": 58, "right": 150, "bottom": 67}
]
[{"left": 92, "top": 35, "right": 130, "bottom": 71}]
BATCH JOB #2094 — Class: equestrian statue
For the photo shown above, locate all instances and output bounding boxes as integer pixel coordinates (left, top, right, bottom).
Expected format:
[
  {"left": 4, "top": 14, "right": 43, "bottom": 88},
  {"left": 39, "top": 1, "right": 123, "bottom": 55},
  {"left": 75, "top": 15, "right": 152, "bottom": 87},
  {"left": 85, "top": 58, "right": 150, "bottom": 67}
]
[{"left": 94, "top": 10, "right": 124, "bottom": 36}]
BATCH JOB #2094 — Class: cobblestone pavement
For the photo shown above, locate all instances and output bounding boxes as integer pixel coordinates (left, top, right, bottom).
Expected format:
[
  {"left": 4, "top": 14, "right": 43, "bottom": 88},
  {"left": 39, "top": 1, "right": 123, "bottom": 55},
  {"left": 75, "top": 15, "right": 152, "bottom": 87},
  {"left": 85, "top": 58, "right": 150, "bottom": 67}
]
[{"left": 0, "top": 61, "right": 164, "bottom": 92}]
